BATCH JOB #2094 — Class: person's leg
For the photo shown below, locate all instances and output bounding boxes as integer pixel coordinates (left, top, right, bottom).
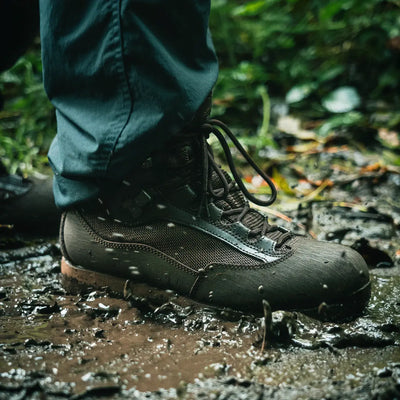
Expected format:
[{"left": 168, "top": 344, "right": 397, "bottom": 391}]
[
  {"left": 39, "top": 0, "right": 218, "bottom": 208},
  {"left": 40, "top": 0, "right": 370, "bottom": 319}
]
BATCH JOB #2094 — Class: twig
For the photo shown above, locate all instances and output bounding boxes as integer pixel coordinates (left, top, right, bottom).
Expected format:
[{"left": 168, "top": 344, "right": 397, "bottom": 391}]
[{"left": 261, "top": 299, "right": 272, "bottom": 352}]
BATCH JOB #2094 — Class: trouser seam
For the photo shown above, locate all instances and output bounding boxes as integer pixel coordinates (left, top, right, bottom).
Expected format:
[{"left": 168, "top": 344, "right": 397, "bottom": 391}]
[{"left": 104, "top": 0, "right": 134, "bottom": 173}]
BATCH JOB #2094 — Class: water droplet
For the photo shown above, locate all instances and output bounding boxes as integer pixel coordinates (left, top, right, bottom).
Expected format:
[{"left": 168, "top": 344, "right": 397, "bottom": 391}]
[
  {"left": 105, "top": 248, "right": 114, "bottom": 253},
  {"left": 134, "top": 250, "right": 140, "bottom": 253},
  {"left": 82, "top": 372, "right": 93, "bottom": 382},
  {"left": 97, "top": 216, "right": 106, "bottom": 221},
  {"left": 97, "top": 198, "right": 103, "bottom": 205},
  {"left": 209, "top": 290, "right": 214, "bottom": 296},
  {"left": 322, "top": 284, "right": 328, "bottom": 290},
  {"left": 318, "top": 302, "right": 328, "bottom": 314},
  {"left": 145, "top": 226, "right": 153, "bottom": 230},
  {"left": 114, "top": 219, "right": 122, "bottom": 223},
  {"left": 129, "top": 266, "right": 140, "bottom": 276},
  {"left": 258, "top": 285, "right": 264, "bottom": 294},
  {"left": 157, "top": 204, "right": 167, "bottom": 210},
  {"left": 112, "top": 257, "right": 119, "bottom": 261},
  {"left": 112, "top": 232, "right": 124, "bottom": 238},
  {"left": 167, "top": 222, "right": 175, "bottom": 228},
  {"left": 122, "top": 180, "right": 131, "bottom": 186}
]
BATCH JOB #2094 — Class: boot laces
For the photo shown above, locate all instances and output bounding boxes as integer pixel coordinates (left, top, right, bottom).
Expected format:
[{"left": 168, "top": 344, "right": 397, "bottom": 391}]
[{"left": 199, "top": 119, "right": 293, "bottom": 247}]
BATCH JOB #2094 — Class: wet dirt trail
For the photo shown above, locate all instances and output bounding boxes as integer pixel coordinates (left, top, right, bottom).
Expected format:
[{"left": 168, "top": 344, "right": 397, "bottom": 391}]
[
  {"left": 0, "top": 244, "right": 399, "bottom": 399},
  {"left": 1, "top": 177, "right": 400, "bottom": 400}
]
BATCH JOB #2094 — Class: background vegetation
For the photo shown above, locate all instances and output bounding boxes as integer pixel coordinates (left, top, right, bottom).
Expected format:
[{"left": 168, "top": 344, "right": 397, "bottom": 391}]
[
  {"left": 210, "top": 0, "right": 400, "bottom": 142},
  {"left": 0, "top": 0, "right": 399, "bottom": 177},
  {"left": 0, "top": 38, "right": 54, "bottom": 174}
]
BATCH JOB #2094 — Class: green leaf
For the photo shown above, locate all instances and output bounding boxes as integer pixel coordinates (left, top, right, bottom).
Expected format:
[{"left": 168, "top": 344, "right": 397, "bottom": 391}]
[
  {"left": 322, "top": 86, "right": 361, "bottom": 113},
  {"left": 317, "top": 112, "right": 364, "bottom": 137},
  {"left": 318, "top": 65, "right": 345, "bottom": 83},
  {"left": 0, "top": 71, "right": 21, "bottom": 84},
  {"left": 232, "top": 0, "right": 270, "bottom": 17},
  {"left": 319, "top": 0, "right": 352, "bottom": 21},
  {"left": 285, "top": 83, "right": 316, "bottom": 104}
]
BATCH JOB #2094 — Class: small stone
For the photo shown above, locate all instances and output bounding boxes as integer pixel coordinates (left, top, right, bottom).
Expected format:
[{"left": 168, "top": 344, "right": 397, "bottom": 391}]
[
  {"left": 377, "top": 367, "right": 392, "bottom": 378},
  {"left": 95, "top": 329, "right": 106, "bottom": 338}
]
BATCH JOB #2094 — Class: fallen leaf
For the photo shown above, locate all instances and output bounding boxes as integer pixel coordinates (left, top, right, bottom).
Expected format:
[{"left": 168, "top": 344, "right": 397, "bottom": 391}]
[
  {"left": 277, "top": 116, "right": 319, "bottom": 140},
  {"left": 360, "top": 162, "right": 385, "bottom": 173},
  {"left": 378, "top": 128, "right": 400, "bottom": 147}
]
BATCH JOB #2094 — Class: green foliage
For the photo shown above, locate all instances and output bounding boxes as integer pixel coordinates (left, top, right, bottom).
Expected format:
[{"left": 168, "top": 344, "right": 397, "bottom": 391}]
[
  {"left": 0, "top": 46, "right": 55, "bottom": 174},
  {"left": 210, "top": 0, "right": 400, "bottom": 128},
  {"left": 0, "top": 1, "right": 399, "bottom": 174}
]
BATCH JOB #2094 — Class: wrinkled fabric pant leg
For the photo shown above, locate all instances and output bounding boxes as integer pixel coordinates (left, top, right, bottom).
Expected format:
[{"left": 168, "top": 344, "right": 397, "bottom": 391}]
[{"left": 39, "top": 0, "right": 218, "bottom": 208}]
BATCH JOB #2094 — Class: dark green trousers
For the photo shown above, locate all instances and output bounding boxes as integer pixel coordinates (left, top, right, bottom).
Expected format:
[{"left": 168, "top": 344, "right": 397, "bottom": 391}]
[{"left": 39, "top": 0, "right": 218, "bottom": 208}]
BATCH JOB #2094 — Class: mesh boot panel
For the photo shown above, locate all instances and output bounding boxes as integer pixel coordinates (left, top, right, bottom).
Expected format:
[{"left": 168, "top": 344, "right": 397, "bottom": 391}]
[{"left": 82, "top": 214, "right": 263, "bottom": 270}]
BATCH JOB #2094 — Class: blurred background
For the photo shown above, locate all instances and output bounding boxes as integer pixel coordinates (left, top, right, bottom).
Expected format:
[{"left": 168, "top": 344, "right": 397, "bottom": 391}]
[{"left": 0, "top": 0, "right": 399, "bottom": 210}]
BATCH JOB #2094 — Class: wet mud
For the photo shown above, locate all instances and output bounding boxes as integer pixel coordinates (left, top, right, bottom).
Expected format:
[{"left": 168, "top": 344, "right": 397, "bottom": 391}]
[{"left": 1, "top": 183, "right": 400, "bottom": 399}]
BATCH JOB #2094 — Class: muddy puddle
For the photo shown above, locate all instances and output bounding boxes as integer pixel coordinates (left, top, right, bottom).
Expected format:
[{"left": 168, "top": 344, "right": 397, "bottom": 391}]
[
  {"left": 0, "top": 245, "right": 399, "bottom": 399},
  {"left": 1, "top": 192, "right": 400, "bottom": 399}
]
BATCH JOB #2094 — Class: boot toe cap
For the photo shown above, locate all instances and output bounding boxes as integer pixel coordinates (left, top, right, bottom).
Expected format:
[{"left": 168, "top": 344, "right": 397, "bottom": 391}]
[{"left": 196, "top": 238, "right": 370, "bottom": 319}]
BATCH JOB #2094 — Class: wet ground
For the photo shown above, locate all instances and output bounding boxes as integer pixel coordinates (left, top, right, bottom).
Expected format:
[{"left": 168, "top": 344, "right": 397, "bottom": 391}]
[{"left": 1, "top": 174, "right": 400, "bottom": 399}]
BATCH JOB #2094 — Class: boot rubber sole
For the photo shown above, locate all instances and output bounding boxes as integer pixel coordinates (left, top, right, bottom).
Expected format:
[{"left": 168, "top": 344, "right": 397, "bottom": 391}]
[
  {"left": 61, "top": 257, "right": 197, "bottom": 309},
  {"left": 61, "top": 257, "right": 371, "bottom": 321}
]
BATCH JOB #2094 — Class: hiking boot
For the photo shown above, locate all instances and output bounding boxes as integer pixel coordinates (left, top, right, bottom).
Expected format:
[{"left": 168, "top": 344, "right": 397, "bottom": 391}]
[
  {"left": 0, "top": 162, "right": 59, "bottom": 233},
  {"left": 60, "top": 98, "right": 371, "bottom": 320}
]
